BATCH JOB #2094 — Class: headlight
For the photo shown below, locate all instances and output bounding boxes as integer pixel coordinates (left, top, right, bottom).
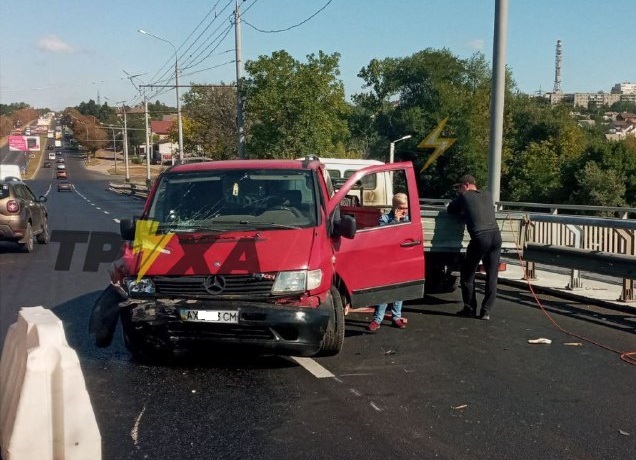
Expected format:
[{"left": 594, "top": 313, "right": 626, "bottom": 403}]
[
  {"left": 124, "top": 277, "right": 156, "bottom": 294},
  {"left": 272, "top": 269, "right": 322, "bottom": 294}
]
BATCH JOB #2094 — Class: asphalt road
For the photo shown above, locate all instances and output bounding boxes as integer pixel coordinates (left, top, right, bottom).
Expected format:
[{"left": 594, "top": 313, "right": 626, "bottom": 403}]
[{"left": 1, "top": 150, "right": 635, "bottom": 460}]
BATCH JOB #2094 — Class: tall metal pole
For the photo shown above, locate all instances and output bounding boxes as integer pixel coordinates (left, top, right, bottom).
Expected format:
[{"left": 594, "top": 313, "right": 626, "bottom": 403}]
[
  {"left": 122, "top": 103, "right": 130, "bottom": 182},
  {"left": 144, "top": 93, "right": 151, "bottom": 185},
  {"left": 235, "top": 0, "right": 245, "bottom": 159},
  {"left": 487, "top": 0, "right": 508, "bottom": 206},
  {"left": 138, "top": 29, "right": 184, "bottom": 164},
  {"left": 175, "top": 54, "right": 184, "bottom": 163},
  {"left": 110, "top": 127, "right": 118, "bottom": 172}
]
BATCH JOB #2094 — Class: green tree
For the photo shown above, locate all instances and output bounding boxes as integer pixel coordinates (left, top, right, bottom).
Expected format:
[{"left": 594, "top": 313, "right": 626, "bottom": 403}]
[
  {"left": 570, "top": 162, "right": 627, "bottom": 211},
  {"left": 566, "top": 139, "right": 636, "bottom": 207},
  {"left": 503, "top": 97, "right": 588, "bottom": 202},
  {"left": 609, "top": 100, "right": 636, "bottom": 114},
  {"left": 243, "top": 50, "right": 350, "bottom": 159},
  {"left": 353, "top": 49, "right": 497, "bottom": 197},
  {"left": 64, "top": 108, "right": 108, "bottom": 157},
  {"left": 505, "top": 140, "right": 561, "bottom": 202},
  {"left": 182, "top": 84, "right": 238, "bottom": 159},
  {"left": 147, "top": 100, "right": 175, "bottom": 120}
]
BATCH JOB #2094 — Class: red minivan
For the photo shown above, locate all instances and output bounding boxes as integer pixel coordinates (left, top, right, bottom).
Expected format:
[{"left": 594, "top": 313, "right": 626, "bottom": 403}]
[{"left": 91, "top": 157, "right": 425, "bottom": 360}]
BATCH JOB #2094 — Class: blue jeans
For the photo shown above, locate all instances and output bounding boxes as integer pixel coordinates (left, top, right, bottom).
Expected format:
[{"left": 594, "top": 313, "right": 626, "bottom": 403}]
[{"left": 373, "top": 301, "right": 403, "bottom": 323}]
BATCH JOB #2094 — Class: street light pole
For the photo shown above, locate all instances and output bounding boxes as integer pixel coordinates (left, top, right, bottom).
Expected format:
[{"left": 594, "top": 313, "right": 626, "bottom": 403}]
[
  {"left": 138, "top": 29, "right": 184, "bottom": 164},
  {"left": 389, "top": 135, "right": 412, "bottom": 163},
  {"left": 122, "top": 102, "right": 130, "bottom": 182},
  {"left": 144, "top": 93, "right": 151, "bottom": 186}
]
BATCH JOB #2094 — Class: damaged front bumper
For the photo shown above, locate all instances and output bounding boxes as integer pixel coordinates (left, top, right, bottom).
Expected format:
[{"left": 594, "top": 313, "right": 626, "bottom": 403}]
[{"left": 119, "top": 295, "right": 332, "bottom": 357}]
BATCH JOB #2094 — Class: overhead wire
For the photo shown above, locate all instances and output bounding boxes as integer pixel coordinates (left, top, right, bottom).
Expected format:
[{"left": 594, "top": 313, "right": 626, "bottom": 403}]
[
  {"left": 137, "top": 0, "right": 334, "bottom": 104},
  {"left": 242, "top": 0, "right": 333, "bottom": 33},
  {"left": 142, "top": 1, "right": 235, "bottom": 102}
]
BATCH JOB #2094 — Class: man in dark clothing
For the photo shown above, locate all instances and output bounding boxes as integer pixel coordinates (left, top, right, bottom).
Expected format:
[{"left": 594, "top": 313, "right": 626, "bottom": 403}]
[{"left": 446, "top": 174, "right": 502, "bottom": 320}]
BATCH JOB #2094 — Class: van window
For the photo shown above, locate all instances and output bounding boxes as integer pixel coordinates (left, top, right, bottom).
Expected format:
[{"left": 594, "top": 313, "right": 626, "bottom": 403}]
[
  {"left": 327, "top": 169, "right": 341, "bottom": 180},
  {"left": 344, "top": 170, "right": 377, "bottom": 189},
  {"left": 341, "top": 168, "right": 410, "bottom": 230}
]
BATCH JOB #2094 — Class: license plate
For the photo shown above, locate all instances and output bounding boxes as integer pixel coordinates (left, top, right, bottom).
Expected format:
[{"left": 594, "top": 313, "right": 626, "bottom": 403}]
[{"left": 179, "top": 309, "right": 239, "bottom": 323}]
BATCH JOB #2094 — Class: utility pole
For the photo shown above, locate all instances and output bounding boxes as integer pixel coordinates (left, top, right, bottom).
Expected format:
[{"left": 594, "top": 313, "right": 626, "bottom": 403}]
[
  {"left": 122, "top": 103, "right": 130, "bottom": 182},
  {"left": 235, "top": 0, "right": 245, "bottom": 159},
  {"left": 144, "top": 93, "right": 151, "bottom": 186}
]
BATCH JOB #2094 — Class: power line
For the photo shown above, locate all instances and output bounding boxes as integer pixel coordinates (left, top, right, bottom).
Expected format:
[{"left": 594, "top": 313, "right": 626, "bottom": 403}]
[{"left": 242, "top": 0, "right": 332, "bottom": 33}]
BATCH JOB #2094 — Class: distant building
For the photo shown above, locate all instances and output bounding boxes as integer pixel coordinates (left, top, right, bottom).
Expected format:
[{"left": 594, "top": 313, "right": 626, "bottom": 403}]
[
  {"left": 150, "top": 119, "right": 174, "bottom": 141},
  {"left": 611, "top": 82, "right": 636, "bottom": 94}
]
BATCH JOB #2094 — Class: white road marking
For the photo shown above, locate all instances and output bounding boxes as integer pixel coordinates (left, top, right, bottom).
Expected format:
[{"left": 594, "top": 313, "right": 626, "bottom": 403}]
[
  {"left": 290, "top": 357, "right": 335, "bottom": 379},
  {"left": 131, "top": 405, "right": 146, "bottom": 445},
  {"left": 113, "top": 219, "right": 120, "bottom": 224},
  {"left": 349, "top": 388, "right": 362, "bottom": 397},
  {"left": 369, "top": 402, "right": 383, "bottom": 412}
]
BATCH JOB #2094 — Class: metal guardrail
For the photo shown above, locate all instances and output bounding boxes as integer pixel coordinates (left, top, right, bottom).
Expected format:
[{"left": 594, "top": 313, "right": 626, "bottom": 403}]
[
  {"left": 419, "top": 199, "right": 636, "bottom": 302},
  {"left": 108, "top": 182, "right": 149, "bottom": 200},
  {"left": 523, "top": 214, "right": 636, "bottom": 301}
]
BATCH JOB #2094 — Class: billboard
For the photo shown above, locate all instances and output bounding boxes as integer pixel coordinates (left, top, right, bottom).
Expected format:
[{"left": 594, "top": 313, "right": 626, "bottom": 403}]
[{"left": 8, "top": 135, "right": 41, "bottom": 152}]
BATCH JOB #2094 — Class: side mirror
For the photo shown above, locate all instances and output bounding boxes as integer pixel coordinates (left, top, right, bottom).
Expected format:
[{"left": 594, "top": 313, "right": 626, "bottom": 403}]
[
  {"left": 333, "top": 214, "right": 356, "bottom": 239},
  {"left": 120, "top": 218, "right": 136, "bottom": 241}
]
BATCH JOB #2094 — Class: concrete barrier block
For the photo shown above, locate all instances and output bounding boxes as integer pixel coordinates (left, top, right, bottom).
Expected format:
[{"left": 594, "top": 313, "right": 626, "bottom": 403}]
[{"left": 0, "top": 306, "right": 101, "bottom": 460}]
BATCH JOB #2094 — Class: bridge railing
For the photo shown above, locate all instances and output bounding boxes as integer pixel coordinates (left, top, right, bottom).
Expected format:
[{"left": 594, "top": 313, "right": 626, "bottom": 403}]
[
  {"left": 108, "top": 181, "right": 150, "bottom": 200},
  {"left": 420, "top": 198, "right": 636, "bottom": 302}
]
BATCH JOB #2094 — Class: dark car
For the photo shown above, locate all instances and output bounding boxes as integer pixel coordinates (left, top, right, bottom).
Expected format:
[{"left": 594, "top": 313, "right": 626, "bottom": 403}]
[
  {"left": 57, "top": 181, "right": 72, "bottom": 192},
  {"left": 43, "top": 161, "right": 51, "bottom": 168},
  {"left": 0, "top": 178, "right": 49, "bottom": 252}
]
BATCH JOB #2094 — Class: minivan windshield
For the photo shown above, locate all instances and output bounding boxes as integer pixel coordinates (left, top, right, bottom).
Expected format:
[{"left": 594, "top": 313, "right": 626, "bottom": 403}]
[{"left": 147, "top": 169, "right": 317, "bottom": 231}]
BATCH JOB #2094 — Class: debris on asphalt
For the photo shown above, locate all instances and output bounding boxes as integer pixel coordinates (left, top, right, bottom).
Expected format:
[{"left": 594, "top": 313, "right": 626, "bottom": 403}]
[
  {"left": 528, "top": 338, "right": 552, "bottom": 344},
  {"left": 619, "top": 430, "right": 630, "bottom": 436},
  {"left": 452, "top": 404, "right": 468, "bottom": 410},
  {"left": 563, "top": 342, "right": 583, "bottom": 346}
]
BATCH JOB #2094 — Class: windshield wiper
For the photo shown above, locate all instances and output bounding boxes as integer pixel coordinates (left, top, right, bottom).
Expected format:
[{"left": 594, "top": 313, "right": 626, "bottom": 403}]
[{"left": 234, "top": 221, "right": 302, "bottom": 230}]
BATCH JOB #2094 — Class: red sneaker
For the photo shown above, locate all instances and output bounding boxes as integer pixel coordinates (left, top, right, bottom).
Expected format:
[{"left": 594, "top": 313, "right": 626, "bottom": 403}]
[
  {"left": 367, "top": 321, "right": 381, "bottom": 332},
  {"left": 392, "top": 318, "right": 407, "bottom": 329}
]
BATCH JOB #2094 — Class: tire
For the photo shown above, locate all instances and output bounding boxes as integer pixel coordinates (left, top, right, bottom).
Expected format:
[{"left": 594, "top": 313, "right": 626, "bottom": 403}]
[
  {"left": 36, "top": 218, "right": 50, "bottom": 244},
  {"left": 317, "top": 287, "right": 345, "bottom": 357},
  {"left": 19, "top": 222, "right": 34, "bottom": 253},
  {"left": 425, "top": 273, "right": 460, "bottom": 294}
]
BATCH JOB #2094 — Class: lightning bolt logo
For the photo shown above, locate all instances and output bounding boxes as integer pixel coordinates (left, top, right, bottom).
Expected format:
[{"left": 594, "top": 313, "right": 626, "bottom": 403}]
[
  {"left": 417, "top": 117, "right": 456, "bottom": 173},
  {"left": 133, "top": 220, "right": 175, "bottom": 281}
]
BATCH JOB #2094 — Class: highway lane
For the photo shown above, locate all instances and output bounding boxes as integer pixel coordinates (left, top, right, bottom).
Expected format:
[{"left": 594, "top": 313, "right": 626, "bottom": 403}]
[
  {"left": 0, "top": 148, "right": 144, "bottom": 343},
  {"left": 1, "top": 155, "right": 635, "bottom": 459}
]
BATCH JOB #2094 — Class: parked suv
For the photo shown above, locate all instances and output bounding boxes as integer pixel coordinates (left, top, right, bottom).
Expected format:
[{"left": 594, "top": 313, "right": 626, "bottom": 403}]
[{"left": 0, "top": 178, "right": 49, "bottom": 252}]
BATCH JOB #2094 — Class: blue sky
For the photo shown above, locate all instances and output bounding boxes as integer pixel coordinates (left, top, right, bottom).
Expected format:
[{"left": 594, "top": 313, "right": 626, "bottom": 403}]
[{"left": 1, "top": 0, "right": 635, "bottom": 111}]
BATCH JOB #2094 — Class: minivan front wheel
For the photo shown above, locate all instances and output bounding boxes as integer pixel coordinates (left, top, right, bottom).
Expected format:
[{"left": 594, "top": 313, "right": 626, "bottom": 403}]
[{"left": 317, "top": 287, "right": 345, "bottom": 357}]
